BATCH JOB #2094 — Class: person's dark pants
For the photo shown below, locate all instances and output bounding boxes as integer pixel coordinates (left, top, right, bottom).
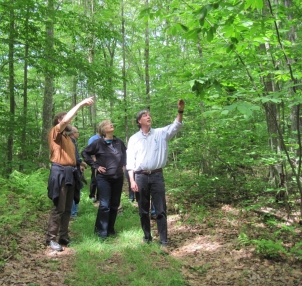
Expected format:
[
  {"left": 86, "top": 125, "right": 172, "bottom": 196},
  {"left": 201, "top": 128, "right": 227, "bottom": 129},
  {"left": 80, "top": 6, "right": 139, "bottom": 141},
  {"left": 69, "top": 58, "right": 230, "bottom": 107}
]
[
  {"left": 46, "top": 179, "right": 74, "bottom": 242},
  {"left": 89, "top": 168, "right": 99, "bottom": 200},
  {"left": 125, "top": 169, "right": 135, "bottom": 201},
  {"left": 94, "top": 176, "right": 124, "bottom": 238},
  {"left": 135, "top": 172, "right": 168, "bottom": 246}
]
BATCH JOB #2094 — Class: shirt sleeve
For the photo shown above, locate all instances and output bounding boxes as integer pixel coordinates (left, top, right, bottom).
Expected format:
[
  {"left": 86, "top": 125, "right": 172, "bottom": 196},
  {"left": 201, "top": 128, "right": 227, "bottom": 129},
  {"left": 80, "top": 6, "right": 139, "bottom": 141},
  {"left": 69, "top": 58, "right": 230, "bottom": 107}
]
[
  {"left": 163, "top": 120, "right": 183, "bottom": 141},
  {"left": 81, "top": 142, "right": 99, "bottom": 169},
  {"left": 88, "top": 137, "right": 93, "bottom": 145},
  {"left": 126, "top": 136, "right": 136, "bottom": 170},
  {"left": 49, "top": 124, "right": 62, "bottom": 144}
]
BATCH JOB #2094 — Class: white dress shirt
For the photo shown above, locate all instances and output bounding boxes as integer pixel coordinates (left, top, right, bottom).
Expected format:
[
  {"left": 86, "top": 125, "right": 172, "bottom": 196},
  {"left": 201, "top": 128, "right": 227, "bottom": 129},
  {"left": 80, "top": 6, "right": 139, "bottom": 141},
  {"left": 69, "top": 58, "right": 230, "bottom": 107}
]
[{"left": 126, "top": 120, "right": 183, "bottom": 172}]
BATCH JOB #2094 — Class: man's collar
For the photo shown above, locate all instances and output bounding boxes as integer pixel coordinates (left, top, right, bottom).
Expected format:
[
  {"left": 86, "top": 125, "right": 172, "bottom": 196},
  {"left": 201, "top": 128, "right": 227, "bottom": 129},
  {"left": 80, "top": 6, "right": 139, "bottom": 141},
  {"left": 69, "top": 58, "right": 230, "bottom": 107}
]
[{"left": 140, "top": 128, "right": 152, "bottom": 136}]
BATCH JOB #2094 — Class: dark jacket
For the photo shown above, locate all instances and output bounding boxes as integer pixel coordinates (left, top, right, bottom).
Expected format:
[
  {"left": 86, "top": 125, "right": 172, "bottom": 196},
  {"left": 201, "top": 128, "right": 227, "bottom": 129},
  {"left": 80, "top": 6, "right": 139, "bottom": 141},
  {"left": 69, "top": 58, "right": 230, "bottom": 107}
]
[
  {"left": 81, "top": 136, "right": 126, "bottom": 179},
  {"left": 47, "top": 163, "right": 82, "bottom": 204},
  {"left": 71, "top": 137, "right": 84, "bottom": 189}
]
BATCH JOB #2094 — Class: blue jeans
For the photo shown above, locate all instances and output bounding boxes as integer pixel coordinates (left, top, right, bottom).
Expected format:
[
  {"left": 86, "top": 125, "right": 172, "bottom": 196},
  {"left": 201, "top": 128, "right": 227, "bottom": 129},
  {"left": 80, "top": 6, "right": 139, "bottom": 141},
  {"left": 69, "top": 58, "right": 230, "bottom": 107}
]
[
  {"left": 94, "top": 176, "right": 124, "bottom": 238},
  {"left": 151, "top": 201, "right": 156, "bottom": 215},
  {"left": 71, "top": 200, "right": 78, "bottom": 216},
  {"left": 135, "top": 172, "right": 167, "bottom": 246}
]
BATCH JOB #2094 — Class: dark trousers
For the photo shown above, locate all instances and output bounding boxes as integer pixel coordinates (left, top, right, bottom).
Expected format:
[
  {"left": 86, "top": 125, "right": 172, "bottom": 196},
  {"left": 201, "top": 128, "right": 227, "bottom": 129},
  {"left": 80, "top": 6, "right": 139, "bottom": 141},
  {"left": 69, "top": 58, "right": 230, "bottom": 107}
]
[
  {"left": 135, "top": 172, "right": 168, "bottom": 246},
  {"left": 89, "top": 168, "right": 99, "bottom": 200},
  {"left": 46, "top": 179, "right": 74, "bottom": 242},
  {"left": 94, "top": 176, "right": 124, "bottom": 238}
]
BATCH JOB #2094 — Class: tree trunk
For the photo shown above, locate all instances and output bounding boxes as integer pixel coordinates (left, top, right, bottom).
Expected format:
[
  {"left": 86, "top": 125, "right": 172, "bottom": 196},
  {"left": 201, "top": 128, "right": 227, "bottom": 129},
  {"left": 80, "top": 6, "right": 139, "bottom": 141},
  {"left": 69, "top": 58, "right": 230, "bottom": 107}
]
[
  {"left": 144, "top": 0, "right": 150, "bottom": 110},
  {"left": 19, "top": 5, "right": 30, "bottom": 172},
  {"left": 85, "top": 0, "right": 97, "bottom": 133},
  {"left": 40, "top": 0, "right": 55, "bottom": 165},
  {"left": 7, "top": 0, "right": 15, "bottom": 176},
  {"left": 122, "top": 0, "right": 129, "bottom": 143}
]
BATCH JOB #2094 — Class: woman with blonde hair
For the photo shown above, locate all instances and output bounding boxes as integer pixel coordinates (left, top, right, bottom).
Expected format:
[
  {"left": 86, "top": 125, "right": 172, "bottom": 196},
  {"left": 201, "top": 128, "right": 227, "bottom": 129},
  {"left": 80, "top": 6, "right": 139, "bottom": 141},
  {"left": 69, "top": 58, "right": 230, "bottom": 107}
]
[{"left": 81, "top": 120, "right": 126, "bottom": 238}]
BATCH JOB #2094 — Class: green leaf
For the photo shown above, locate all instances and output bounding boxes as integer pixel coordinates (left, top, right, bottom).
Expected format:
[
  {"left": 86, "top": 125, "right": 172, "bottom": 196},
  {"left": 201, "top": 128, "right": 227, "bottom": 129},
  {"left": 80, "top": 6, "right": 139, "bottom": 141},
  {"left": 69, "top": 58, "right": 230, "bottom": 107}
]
[
  {"left": 138, "top": 7, "right": 152, "bottom": 19},
  {"left": 230, "top": 37, "right": 239, "bottom": 44},
  {"left": 185, "top": 28, "right": 202, "bottom": 40},
  {"left": 226, "top": 43, "right": 234, "bottom": 53},
  {"left": 213, "top": 2, "right": 220, "bottom": 9},
  {"left": 237, "top": 104, "right": 252, "bottom": 117},
  {"left": 254, "top": 0, "right": 264, "bottom": 9},
  {"left": 221, "top": 110, "right": 229, "bottom": 115},
  {"left": 179, "top": 23, "right": 189, "bottom": 32},
  {"left": 199, "top": 6, "right": 208, "bottom": 21},
  {"left": 207, "top": 28, "right": 213, "bottom": 42},
  {"left": 199, "top": 18, "right": 205, "bottom": 27}
]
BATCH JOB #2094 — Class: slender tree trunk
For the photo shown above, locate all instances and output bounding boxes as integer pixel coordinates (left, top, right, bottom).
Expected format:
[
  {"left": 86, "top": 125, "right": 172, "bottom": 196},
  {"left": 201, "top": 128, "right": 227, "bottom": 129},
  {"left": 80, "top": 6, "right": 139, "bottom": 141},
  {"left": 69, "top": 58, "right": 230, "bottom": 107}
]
[
  {"left": 40, "top": 0, "right": 55, "bottom": 165},
  {"left": 103, "top": 39, "right": 116, "bottom": 118},
  {"left": 85, "top": 0, "right": 97, "bottom": 132},
  {"left": 19, "top": 5, "right": 30, "bottom": 172},
  {"left": 122, "top": 0, "right": 128, "bottom": 143},
  {"left": 283, "top": 0, "right": 302, "bottom": 216},
  {"left": 7, "top": 0, "right": 15, "bottom": 175},
  {"left": 144, "top": 0, "right": 150, "bottom": 110}
]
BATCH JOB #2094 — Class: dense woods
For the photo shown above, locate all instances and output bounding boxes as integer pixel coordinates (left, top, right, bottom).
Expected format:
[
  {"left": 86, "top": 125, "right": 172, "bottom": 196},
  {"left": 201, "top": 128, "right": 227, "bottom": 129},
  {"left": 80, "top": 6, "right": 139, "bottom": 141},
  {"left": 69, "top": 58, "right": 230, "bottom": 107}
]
[
  {"left": 1, "top": 0, "right": 302, "bottom": 217},
  {"left": 2, "top": 1, "right": 302, "bottom": 284}
]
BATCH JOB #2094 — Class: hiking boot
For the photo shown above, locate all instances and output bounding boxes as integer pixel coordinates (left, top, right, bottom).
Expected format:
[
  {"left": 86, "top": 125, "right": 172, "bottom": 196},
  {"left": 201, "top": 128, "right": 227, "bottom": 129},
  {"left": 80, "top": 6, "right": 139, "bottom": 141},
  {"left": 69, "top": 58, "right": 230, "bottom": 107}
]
[{"left": 58, "top": 238, "right": 71, "bottom": 245}]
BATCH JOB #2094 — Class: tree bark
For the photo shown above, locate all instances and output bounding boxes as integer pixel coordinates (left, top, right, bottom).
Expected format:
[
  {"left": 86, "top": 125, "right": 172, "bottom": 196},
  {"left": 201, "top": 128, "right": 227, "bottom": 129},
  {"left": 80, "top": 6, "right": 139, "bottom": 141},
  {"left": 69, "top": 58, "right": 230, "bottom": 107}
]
[
  {"left": 122, "top": 0, "right": 129, "bottom": 143},
  {"left": 144, "top": 0, "right": 150, "bottom": 110},
  {"left": 19, "top": 5, "right": 30, "bottom": 172},
  {"left": 7, "top": 0, "right": 15, "bottom": 175},
  {"left": 40, "top": 0, "right": 55, "bottom": 165}
]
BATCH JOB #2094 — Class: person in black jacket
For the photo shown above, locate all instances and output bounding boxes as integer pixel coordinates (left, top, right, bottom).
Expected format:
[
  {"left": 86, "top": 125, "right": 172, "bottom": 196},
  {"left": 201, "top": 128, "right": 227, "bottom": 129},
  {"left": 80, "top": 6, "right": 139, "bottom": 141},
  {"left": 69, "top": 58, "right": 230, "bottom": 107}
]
[
  {"left": 81, "top": 120, "right": 126, "bottom": 238},
  {"left": 69, "top": 126, "right": 87, "bottom": 217}
]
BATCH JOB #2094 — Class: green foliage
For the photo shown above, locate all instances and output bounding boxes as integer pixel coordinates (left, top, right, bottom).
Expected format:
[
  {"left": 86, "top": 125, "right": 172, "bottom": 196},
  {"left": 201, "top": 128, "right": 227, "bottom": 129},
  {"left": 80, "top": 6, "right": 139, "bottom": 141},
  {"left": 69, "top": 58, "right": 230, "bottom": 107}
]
[
  {"left": 290, "top": 241, "right": 302, "bottom": 261},
  {"left": 0, "top": 169, "right": 51, "bottom": 235},
  {"left": 238, "top": 232, "right": 250, "bottom": 246},
  {"left": 238, "top": 233, "right": 288, "bottom": 259},
  {"left": 252, "top": 239, "right": 287, "bottom": 259}
]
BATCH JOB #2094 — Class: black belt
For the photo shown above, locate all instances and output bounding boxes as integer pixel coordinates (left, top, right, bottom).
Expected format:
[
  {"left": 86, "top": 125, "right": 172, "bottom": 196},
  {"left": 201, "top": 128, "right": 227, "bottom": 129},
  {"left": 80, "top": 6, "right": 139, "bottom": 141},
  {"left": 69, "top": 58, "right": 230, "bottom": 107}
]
[{"left": 135, "top": 168, "right": 162, "bottom": 175}]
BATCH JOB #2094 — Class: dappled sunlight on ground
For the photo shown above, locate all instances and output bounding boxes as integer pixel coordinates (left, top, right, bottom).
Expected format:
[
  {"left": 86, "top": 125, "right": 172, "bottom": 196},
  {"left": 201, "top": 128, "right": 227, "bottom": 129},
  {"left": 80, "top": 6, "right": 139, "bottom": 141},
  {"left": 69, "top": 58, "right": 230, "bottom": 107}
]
[
  {"left": 171, "top": 235, "right": 222, "bottom": 257},
  {"left": 221, "top": 204, "right": 240, "bottom": 215}
]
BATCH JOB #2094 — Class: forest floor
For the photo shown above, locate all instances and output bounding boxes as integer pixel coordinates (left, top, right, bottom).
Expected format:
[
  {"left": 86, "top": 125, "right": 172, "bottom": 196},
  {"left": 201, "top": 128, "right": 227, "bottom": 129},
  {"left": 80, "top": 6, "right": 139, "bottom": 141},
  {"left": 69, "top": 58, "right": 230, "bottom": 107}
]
[{"left": 1, "top": 190, "right": 302, "bottom": 285}]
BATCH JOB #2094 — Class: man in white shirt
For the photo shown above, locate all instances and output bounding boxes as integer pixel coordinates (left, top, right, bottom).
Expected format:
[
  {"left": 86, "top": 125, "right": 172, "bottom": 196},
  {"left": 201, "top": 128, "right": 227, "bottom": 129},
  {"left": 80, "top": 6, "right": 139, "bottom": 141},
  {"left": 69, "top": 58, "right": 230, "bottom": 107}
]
[{"left": 127, "top": 99, "right": 185, "bottom": 253}]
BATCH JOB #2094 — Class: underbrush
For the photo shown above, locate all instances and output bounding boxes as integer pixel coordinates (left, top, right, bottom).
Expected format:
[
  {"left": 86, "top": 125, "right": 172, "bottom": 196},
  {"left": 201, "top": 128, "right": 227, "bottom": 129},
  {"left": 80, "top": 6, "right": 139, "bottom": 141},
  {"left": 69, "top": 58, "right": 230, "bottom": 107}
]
[
  {"left": 166, "top": 168, "right": 302, "bottom": 262},
  {"left": 0, "top": 169, "right": 51, "bottom": 263},
  {"left": 0, "top": 169, "right": 51, "bottom": 228}
]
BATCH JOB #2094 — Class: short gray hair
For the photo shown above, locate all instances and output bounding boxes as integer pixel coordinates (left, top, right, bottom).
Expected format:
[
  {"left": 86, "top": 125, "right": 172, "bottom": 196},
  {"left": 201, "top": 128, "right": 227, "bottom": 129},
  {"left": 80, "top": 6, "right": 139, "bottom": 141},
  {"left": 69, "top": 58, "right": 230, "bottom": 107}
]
[{"left": 136, "top": 110, "right": 150, "bottom": 129}]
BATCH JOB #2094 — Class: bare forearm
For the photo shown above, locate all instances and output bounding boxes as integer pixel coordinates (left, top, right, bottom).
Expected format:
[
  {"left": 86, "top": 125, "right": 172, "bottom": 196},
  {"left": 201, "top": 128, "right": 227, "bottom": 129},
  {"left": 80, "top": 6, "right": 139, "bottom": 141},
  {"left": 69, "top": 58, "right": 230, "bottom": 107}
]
[
  {"left": 58, "top": 97, "right": 94, "bottom": 132},
  {"left": 128, "top": 170, "right": 135, "bottom": 183},
  {"left": 62, "top": 97, "right": 94, "bottom": 124}
]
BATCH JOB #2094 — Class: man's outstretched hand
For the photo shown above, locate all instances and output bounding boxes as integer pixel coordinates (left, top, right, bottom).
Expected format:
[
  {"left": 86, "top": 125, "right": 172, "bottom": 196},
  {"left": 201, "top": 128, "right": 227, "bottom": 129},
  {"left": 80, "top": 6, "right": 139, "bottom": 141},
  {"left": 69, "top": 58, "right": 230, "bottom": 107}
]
[{"left": 178, "top": 99, "right": 185, "bottom": 111}]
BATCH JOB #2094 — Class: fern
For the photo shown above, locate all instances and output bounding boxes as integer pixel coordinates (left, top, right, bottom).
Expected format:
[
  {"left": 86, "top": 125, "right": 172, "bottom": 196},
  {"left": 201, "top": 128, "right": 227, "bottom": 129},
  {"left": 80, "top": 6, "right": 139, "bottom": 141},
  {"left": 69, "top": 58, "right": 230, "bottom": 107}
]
[
  {"left": 252, "top": 239, "right": 287, "bottom": 259},
  {"left": 238, "top": 232, "right": 250, "bottom": 245}
]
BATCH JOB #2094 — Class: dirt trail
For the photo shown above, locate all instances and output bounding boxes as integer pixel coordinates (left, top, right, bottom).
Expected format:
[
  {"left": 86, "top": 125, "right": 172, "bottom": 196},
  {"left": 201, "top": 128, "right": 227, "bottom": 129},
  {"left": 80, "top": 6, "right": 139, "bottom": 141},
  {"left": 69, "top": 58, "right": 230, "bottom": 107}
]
[{"left": 1, "top": 199, "right": 302, "bottom": 285}]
